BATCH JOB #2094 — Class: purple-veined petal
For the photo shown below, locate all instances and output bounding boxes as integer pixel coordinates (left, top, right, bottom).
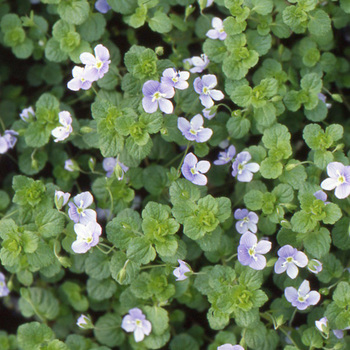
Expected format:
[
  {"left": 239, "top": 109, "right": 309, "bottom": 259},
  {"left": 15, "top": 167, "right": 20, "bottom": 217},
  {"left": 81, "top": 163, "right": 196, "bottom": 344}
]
[
  {"left": 94, "top": 44, "right": 110, "bottom": 62},
  {"left": 142, "top": 320, "right": 152, "bottom": 335},
  {"left": 294, "top": 251, "right": 308, "bottom": 267},
  {"left": 307, "top": 291, "right": 321, "bottom": 306},
  {"left": 71, "top": 240, "right": 90, "bottom": 254},
  {"left": 255, "top": 240, "right": 271, "bottom": 254},
  {"left": 134, "top": 327, "right": 145, "bottom": 342},
  {"left": 159, "top": 83, "right": 175, "bottom": 98},
  {"left": 320, "top": 177, "right": 338, "bottom": 191},
  {"left": 191, "top": 114, "right": 204, "bottom": 129},
  {"left": 80, "top": 52, "right": 96, "bottom": 66},
  {"left": 274, "top": 258, "right": 287, "bottom": 274},
  {"left": 142, "top": 80, "right": 160, "bottom": 96},
  {"left": 158, "top": 98, "right": 173, "bottom": 114},
  {"left": 74, "top": 191, "right": 94, "bottom": 208},
  {"left": 162, "top": 68, "right": 176, "bottom": 78},
  {"left": 67, "top": 78, "right": 82, "bottom": 91},
  {"left": 237, "top": 151, "right": 252, "bottom": 163},
  {"left": 199, "top": 94, "right": 214, "bottom": 108},
  {"left": 334, "top": 183, "right": 350, "bottom": 199},
  {"left": 202, "top": 74, "right": 217, "bottom": 88},
  {"left": 237, "top": 169, "right": 254, "bottom": 182},
  {"left": 212, "top": 17, "right": 223, "bottom": 29},
  {"left": 286, "top": 263, "right": 299, "bottom": 279},
  {"left": 298, "top": 280, "right": 311, "bottom": 296},
  {"left": 121, "top": 315, "right": 136, "bottom": 332},
  {"left": 84, "top": 67, "right": 99, "bottom": 82},
  {"left": 196, "top": 128, "right": 213, "bottom": 142},
  {"left": 192, "top": 173, "right": 207, "bottom": 186},
  {"left": 326, "top": 162, "right": 344, "bottom": 178},
  {"left": 79, "top": 209, "right": 97, "bottom": 225},
  {"left": 178, "top": 117, "right": 190, "bottom": 134},
  {"left": 284, "top": 286, "right": 298, "bottom": 303},
  {"left": 196, "top": 160, "right": 211, "bottom": 173},
  {"left": 245, "top": 162, "right": 260, "bottom": 173},
  {"left": 206, "top": 29, "right": 219, "bottom": 39},
  {"left": 240, "top": 232, "right": 257, "bottom": 247},
  {"left": 249, "top": 254, "right": 266, "bottom": 270},
  {"left": 234, "top": 208, "right": 248, "bottom": 220},
  {"left": 193, "top": 77, "right": 203, "bottom": 94},
  {"left": 210, "top": 89, "right": 224, "bottom": 101},
  {"left": 142, "top": 97, "right": 158, "bottom": 114}
]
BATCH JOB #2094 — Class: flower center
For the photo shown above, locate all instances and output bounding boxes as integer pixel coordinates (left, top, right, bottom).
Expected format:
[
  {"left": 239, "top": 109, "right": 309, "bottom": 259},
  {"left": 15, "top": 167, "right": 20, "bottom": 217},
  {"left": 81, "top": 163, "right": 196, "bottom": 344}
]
[
  {"left": 238, "top": 163, "right": 244, "bottom": 174},
  {"left": 298, "top": 296, "right": 305, "bottom": 302},
  {"left": 203, "top": 87, "right": 210, "bottom": 95},
  {"left": 190, "top": 166, "right": 198, "bottom": 175},
  {"left": 338, "top": 175, "right": 345, "bottom": 184},
  {"left": 135, "top": 319, "right": 142, "bottom": 326},
  {"left": 152, "top": 91, "right": 166, "bottom": 102},
  {"left": 248, "top": 246, "right": 257, "bottom": 260},
  {"left": 96, "top": 60, "right": 102, "bottom": 69},
  {"left": 84, "top": 234, "right": 93, "bottom": 244}
]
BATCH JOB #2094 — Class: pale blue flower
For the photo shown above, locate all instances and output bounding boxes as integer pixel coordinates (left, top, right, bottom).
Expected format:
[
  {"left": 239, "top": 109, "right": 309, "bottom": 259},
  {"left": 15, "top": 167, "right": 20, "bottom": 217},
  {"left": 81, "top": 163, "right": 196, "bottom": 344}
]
[
  {"left": 183, "top": 54, "right": 209, "bottom": 74},
  {"left": 0, "top": 272, "right": 10, "bottom": 297},
  {"left": 321, "top": 162, "right": 350, "bottom": 199},
  {"left": 217, "top": 344, "right": 244, "bottom": 350},
  {"left": 173, "top": 260, "right": 191, "bottom": 281},
  {"left": 231, "top": 151, "right": 259, "bottom": 182},
  {"left": 238, "top": 232, "right": 271, "bottom": 270},
  {"left": 214, "top": 145, "right": 236, "bottom": 165},
  {"left": 274, "top": 245, "right": 308, "bottom": 279},
  {"left": 285, "top": 280, "right": 320, "bottom": 310},
  {"left": 51, "top": 111, "right": 73, "bottom": 142},
  {"left": 194, "top": 74, "right": 224, "bottom": 108},
  {"left": 142, "top": 80, "right": 175, "bottom": 114},
  {"left": 122, "top": 308, "right": 152, "bottom": 342},
  {"left": 67, "top": 66, "right": 93, "bottom": 91},
  {"left": 177, "top": 114, "right": 213, "bottom": 143},
  {"left": 234, "top": 208, "right": 258, "bottom": 234},
  {"left": 95, "top": 0, "right": 111, "bottom": 13},
  {"left": 103, "top": 157, "right": 129, "bottom": 179},
  {"left": 206, "top": 17, "right": 227, "bottom": 40},
  {"left": 161, "top": 68, "right": 190, "bottom": 90},
  {"left": 72, "top": 221, "right": 102, "bottom": 254},
  {"left": 80, "top": 44, "right": 111, "bottom": 81},
  {"left": 68, "top": 191, "right": 97, "bottom": 224},
  {"left": 54, "top": 190, "right": 71, "bottom": 210},
  {"left": 0, "top": 130, "right": 18, "bottom": 154},
  {"left": 181, "top": 152, "right": 210, "bottom": 186},
  {"left": 20, "top": 106, "right": 34, "bottom": 122}
]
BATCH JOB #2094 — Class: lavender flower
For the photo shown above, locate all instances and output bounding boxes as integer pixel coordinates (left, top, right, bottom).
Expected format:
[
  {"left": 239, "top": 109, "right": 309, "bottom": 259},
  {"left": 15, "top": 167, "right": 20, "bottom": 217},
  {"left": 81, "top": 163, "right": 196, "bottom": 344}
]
[
  {"left": 194, "top": 74, "right": 224, "bottom": 108},
  {"left": 307, "top": 259, "right": 323, "bottom": 274},
  {"left": 121, "top": 308, "right": 152, "bottom": 342},
  {"left": 173, "top": 260, "right": 191, "bottom": 281},
  {"left": 177, "top": 114, "right": 213, "bottom": 143},
  {"left": 77, "top": 314, "right": 93, "bottom": 329},
  {"left": 284, "top": 280, "right": 320, "bottom": 310},
  {"left": 102, "top": 157, "right": 129, "bottom": 179},
  {"left": 313, "top": 190, "right": 330, "bottom": 204},
  {"left": 20, "top": 106, "right": 34, "bottom": 122},
  {"left": 54, "top": 190, "right": 71, "bottom": 210},
  {"left": 64, "top": 159, "right": 78, "bottom": 172},
  {"left": 183, "top": 54, "right": 210, "bottom": 74},
  {"left": 51, "top": 111, "right": 73, "bottom": 142},
  {"left": 206, "top": 17, "right": 227, "bottom": 40},
  {"left": 214, "top": 145, "right": 236, "bottom": 165},
  {"left": 142, "top": 80, "right": 175, "bottom": 114},
  {"left": 181, "top": 152, "right": 210, "bottom": 186},
  {"left": 321, "top": 162, "right": 350, "bottom": 199},
  {"left": 317, "top": 319, "right": 350, "bottom": 340},
  {"left": 80, "top": 44, "right": 111, "bottom": 81},
  {"left": 217, "top": 345, "right": 244, "bottom": 350},
  {"left": 72, "top": 221, "right": 102, "bottom": 254},
  {"left": 318, "top": 93, "right": 332, "bottom": 108},
  {"left": 234, "top": 208, "right": 258, "bottom": 234},
  {"left": 67, "top": 66, "right": 93, "bottom": 91},
  {"left": 161, "top": 68, "right": 190, "bottom": 90},
  {"left": 274, "top": 245, "right": 308, "bottom": 279},
  {"left": 0, "top": 272, "right": 10, "bottom": 297},
  {"left": 202, "top": 106, "right": 217, "bottom": 120},
  {"left": 238, "top": 232, "right": 271, "bottom": 270},
  {"left": 68, "top": 191, "right": 97, "bottom": 225},
  {"left": 95, "top": 0, "right": 111, "bottom": 13},
  {"left": 231, "top": 151, "right": 260, "bottom": 182},
  {"left": 0, "top": 130, "right": 18, "bottom": 154}
]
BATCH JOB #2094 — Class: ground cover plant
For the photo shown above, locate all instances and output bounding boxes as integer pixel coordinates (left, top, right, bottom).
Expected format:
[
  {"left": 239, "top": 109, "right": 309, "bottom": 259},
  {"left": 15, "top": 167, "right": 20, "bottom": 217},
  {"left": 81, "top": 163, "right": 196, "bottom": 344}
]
[{"left": 1, "top": 0, "right": 350, "bottom": 349}]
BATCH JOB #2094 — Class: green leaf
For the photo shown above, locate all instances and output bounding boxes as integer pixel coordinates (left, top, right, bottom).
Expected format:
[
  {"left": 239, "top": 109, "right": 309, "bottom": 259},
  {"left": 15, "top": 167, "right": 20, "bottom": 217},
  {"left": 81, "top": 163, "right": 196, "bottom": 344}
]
[
  {"left": 260, "top": 158, "right": 283, "bottom": 179},
  {"left": 12, "top": 38, "right": 34, "bottom": 59},
  {"left": 169, "top": 179, "right": 201, "bottom": 205},
  {"left": 125, "top": 5, "right": 147, "bottom": 28},
  {"left": 143, "top": 165, "right": 168, "bottom": 195},
  {"left": 35, "top": 209, "right": 65, "bottom": 238},
  {"left": 45, "top": 38, "right": 68, "bottom": 62},
  {"left": 144, "top": 306, "right": 169, "bottom": 335},
  {"left": 94, "top": 314, "right": 124, "bottom": 347},
  {"left": 244, "top": 190, "right": 264, "bottom": 210},
  {"left": 108, "top": 0, "right": 138, "bottom": 14},
  {"left": 301, "top": 328, "right": 323, "bottom": 348},
  {"left": 244, "top": 322, "right": 267, "bottom": 349},
  {"left": 17, "top": 322, "right": 53, "bottom": 350},
  {"left": 333, "top": 282, "right": 350, "bottom": 308},
  {"left": 13, "top": 175, "right": 46, "bottom": 207},
  {"left": 340, "top": 0, "right": 350, "bottom": 13},
  {"left": 110, "top": 251, "right": 140, "bottom": 285},
  {"left": 246, "top": 31, "right": 272, "bottom": 56},
  {"left": 272, "top": 184, "right": 294, "bottom": 203},
  {"left": 226, "top": 115, "right": 251, "bottom": 139},
  {"left": 282, "top": 6, "right": 308, "bottom": 34},
  {"left": 1, "top": 14, "right": 21, "bottom": 32},
  {"left": 303, "top": 227, "right": 331, "bottom": 258},
  {"left": 19, "top": 149, "right": 48, "bottom": 175},
  {"left": 85, "top": 249, "right": 111, "bottom": 280},
  {"left": 60, "top": 281, "right": 89, "bottom": 312},
  {"left": 300, "top": 73, "right": 322, "bottom": 93},
  {"left": 262, "top": 123, "right": 291, "bottom": 149},
  {"left": 87, "top": 278, "right": 117, "bottom": 301},
  {"left": 308, "top": 9, "right": 331, "bottom": 37},
  {"left": 323, "top": 203, "right": 342, "bottom": 224},
  {"left": 57, "top": 0, "right": 90, "bottom": 25},
  {"left": 251, "top": 0, "right": 273, "bottom": 15},
  {"left": 127, "top": 237, "right": 156, "bottom": 264},
  {"left": 291, "top": 210, "right": 316, "bottom": 233},
  {"left": 149, "top": 11, "right": 172, "bottom": 33},
  {"left": 332, "top": 217, "right": 350, "bottom": 250},
  {"left": 19, "top": 287, "right": 59, "bottom": 321}
]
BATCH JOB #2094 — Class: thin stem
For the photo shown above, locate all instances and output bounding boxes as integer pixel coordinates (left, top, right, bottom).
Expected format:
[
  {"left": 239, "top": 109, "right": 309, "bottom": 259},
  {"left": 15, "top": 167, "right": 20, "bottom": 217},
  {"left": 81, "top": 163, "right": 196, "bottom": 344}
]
[
  {"left": 224, "top": 253, "right": 237, "bottom": 263},
  {"left": 106, "top": 187, "right": 114, "bottom": 221},
  {"left": 288, "top": 308, "right": 297, "bottom": 327},
  {"left": 176, "top": 141, "right": 191, "bottom": 173},
  {"left": 279, "top": 327, "right": 301, "bottom": 350},
  {"left": 217, "top": 103, "right": 233, "bottom": 113},
  {"left": 140, "top": 264, "right": 167, "bottom": 270},
  {"left": 0, "top": 209, "right": 19, "bottom": 219}
]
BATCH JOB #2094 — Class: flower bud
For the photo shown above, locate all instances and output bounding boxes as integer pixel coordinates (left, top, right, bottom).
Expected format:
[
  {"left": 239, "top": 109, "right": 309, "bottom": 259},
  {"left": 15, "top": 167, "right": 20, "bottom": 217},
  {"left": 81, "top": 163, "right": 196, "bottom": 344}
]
[
  {"left": 308, "top": 259, "right": 323, "bottom": 274},
  {"left": 77, "top": 314, "right": 94, "bottom": 329}
]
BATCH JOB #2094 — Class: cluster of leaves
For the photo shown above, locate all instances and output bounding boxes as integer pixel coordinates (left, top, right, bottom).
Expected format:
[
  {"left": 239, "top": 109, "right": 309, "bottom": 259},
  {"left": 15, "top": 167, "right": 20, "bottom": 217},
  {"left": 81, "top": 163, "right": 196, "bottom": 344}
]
[{"left": 1, "top": 0, "right": 350, "bottom": 349}]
